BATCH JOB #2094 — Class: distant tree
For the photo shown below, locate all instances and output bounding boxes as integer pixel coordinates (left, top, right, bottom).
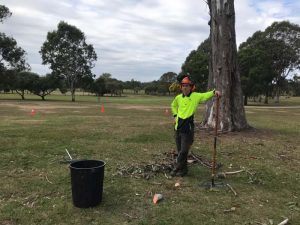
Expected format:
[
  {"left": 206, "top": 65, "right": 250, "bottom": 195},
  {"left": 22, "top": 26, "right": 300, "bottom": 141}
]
[
  {"left": 78, "top": 75, "right": 94, "bottom": 94},
  {"left": 106, "top": 79, "right": 123, "bottom": 96},
  {"left": 40, "top": 21, "right": 97, "bottom": 102},
  {"left": 12, "top": 71, "right": 39, "bottom": 100},
  {"left": 0, "top": 69, "right": 16, "bottom": 92},
  {"left": 130, "top": 79, "right": 142, "bottom": 94},
  {"left": 144, "top": 82, "right": 159, "bottom": 95},
  {"left": 239, "top": 21, "right": 300, "bottom": 104},
  {"left": 159, "top": 72, "right": 177, "bottom": 83},
  {"left": 159, "top": 72, "right": 177, "bottom": 95},
  {"left": 289, "top": 75, "right": 300, "bottom": 96},
  {"left": 0, "top": 5, "right": 12, "bottom": 23},
  {"left": 156, "top": 84, "right": 167, "bottom": 95},
  {"left": 31, "top": 74, "right": 61, "bottom": 100},
  {"left": 181, "top": 38, "right": 210, "bottom": 91},
  {"left": 59, "top": 82, "right": 68, "bottom": 95},
  {"left": 0, "top": 5, "right": 29, "bottom": 75},
  {"left": 238, "top": 33, "right": 276, "bottom": 104},
  {"left": 123, "top": 79, "right": 142, "bottom": 94},
  {"left": 91, "top": 77, "right": 106, "bottom": 96},
  {"left": 100, "top": 73, "right": 112, "bottom": 80},
  {"left": 264, "top": 21, "right": 300, "bottom": 103},
  {"left": 0, "top": 33, "right": 28, "bottom": 71}
]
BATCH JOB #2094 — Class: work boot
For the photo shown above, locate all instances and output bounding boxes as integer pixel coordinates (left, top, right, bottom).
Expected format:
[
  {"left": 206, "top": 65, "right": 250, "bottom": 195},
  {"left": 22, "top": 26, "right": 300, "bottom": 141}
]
[
  {"left": 170, "top": 167, "right": 179, "bottom": 177},
  {"left": 177, "top": 168, "right": 188, "bottom": 177},
  {"left": 170, "top": 167, "right": 188, "bottom": 177}
]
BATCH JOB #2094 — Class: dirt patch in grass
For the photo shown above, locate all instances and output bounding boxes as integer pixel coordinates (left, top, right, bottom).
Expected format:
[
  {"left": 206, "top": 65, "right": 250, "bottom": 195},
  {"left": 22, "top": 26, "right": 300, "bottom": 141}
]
[
  {"left": 10, "top": 120, "right": 47, "bottom": 125},
  {"left": 113, "top": 104, "right": 166, "bottom": 111},
  {"left": 0, "top": 102, "right": 91, "bottom": 111},
  {"left": 0, "top": 102, "right": 92, "bottom": 113}
]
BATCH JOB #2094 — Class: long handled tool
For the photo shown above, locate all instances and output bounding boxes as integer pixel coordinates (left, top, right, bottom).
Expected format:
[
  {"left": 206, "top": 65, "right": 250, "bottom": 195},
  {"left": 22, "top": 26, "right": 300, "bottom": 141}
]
[
  {"left": 200, "top": 96, "right": 225, "bottom": 189},
  {"left": 211, "top": 96, "right": 220, "bottom": 187}
]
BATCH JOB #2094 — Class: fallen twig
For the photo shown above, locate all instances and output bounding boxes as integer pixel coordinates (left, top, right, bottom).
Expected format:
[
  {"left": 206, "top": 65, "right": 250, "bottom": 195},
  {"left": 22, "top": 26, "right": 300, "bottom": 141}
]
[
  {"left": 164, "top": 173, "right": 170, "bottom": 179},
  {"left": 45, "top": 175, "right": 53, "bottom": 184},
  {"left": 223, "top": 207, "right": 236, "bottom": 213},
  {"left": 226, "top": 183, "right": 237, "bottom": 196},
  {"left": 277, "top": 218, "right": 289, "bottom": 225},
  {"left": 123, "top": 213, "right": 138, "bottom": 219},
  {"left": 191, "top": 152, "right": 222, "bottom": 169},
  {"left": 151, "top": 182, "right": 162, "bottom": 185},
  {"left": 217, "top": 169, "right": 244, "bottom": 178}
]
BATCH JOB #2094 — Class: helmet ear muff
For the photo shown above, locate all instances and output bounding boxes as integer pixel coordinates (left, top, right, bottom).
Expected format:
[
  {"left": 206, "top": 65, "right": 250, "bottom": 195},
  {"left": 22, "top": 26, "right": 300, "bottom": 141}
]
[{"left": 191, "top": 85, "right": 196, "bottom": 91}]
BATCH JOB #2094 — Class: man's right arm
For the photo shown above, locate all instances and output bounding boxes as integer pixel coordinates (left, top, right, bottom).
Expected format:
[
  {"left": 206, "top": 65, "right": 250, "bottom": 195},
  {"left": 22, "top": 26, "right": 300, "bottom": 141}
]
[{"left": 171, "top": 97, "right": 178, "bottom": 117}]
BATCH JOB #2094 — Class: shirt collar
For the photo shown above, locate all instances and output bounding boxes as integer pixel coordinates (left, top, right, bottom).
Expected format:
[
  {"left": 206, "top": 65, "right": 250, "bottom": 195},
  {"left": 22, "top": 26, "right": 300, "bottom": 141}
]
[{"left": 182, "top": 92, "right": 192, "bottom": 98}]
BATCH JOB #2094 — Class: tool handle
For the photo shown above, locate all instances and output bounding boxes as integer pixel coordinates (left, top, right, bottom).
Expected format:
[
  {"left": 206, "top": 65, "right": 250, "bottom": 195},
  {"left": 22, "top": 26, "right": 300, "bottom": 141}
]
[{"left": 211, "top": 96, "right": 220, "bottom": 186}]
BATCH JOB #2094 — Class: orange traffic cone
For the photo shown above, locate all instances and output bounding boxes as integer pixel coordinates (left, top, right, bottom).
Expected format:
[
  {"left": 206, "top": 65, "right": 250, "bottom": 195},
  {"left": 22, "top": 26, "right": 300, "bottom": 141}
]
[
  {"left": 101, "top": 105, "right": 105, "bottom": 113},
  {"left": 31, "top": 109, "right": 36, "bottom": 116}
]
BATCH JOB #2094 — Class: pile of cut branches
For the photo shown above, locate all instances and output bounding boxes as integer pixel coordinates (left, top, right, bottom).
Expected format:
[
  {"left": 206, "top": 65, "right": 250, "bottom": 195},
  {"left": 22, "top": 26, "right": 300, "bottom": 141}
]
[{"left": 113, "top": 152, "right": 221, "bottom": 179}]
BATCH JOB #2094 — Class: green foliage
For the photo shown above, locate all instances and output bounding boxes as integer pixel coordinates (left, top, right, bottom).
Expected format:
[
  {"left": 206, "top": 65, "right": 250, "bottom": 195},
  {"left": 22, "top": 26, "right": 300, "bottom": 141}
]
[
  {"left": 0, "top": 5, "right": 11, "bottom": 22},
  {"left": 0, "top": 33, "right": 29, "bottom": 71},
  {"left": 238, "top": 34, "right": 275, "bottom": 98},
  {"left": 159, "top": 72, "right": 177, "bottom": 83},
  {"left": 288, "top": 75, "right": 300, "bottom": 96},
  {"left": 239, "top": 21, "right": 300, "bottom": 103},
  {"left": 100, "top": 73, "right": 112, "bottom": 80},
  {"left": 94, "top": 73, "right": 124, "bottom": 96},
  {"left": 12, "top": 71, "right": 39, "bottom": 100},
  {"left": 105, "top": 78, "right": 123, "bottom": 96},
  {"left": 91, "top": 76, "right": 106, "bottom": 96},
  {"left": 181, "top": 38, "right": 210, "bottom": 91},
  {"left": 159, "top": 72, "right": 177, "bottom": 95},
  {"left": 40, "top": 21, "right": 97, "bottom": 101},
  {"left": 0, "top": 5, "right": 29, "bottom": 75},
  {"left": 31, "top": 74, "right": 61, "bottom": 100}
]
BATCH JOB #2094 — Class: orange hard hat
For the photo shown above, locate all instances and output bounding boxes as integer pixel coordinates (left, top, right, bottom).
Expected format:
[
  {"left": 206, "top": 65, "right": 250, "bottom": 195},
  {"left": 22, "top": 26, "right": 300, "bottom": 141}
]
[{"left": 181, "top": 76, "right": 193, "bottom": 85}]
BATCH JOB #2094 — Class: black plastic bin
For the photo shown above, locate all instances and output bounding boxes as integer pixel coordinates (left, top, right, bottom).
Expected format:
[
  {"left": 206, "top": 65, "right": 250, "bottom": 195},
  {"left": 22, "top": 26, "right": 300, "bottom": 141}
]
[{"left": 70, "top": 160, "right": 105, "bottom": 208}]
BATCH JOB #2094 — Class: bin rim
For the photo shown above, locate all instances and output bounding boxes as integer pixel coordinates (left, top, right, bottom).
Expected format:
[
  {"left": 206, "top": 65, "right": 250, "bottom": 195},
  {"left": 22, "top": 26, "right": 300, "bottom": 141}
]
[{"left": 69, "top": 159, "right": 106, "bottom": 170}]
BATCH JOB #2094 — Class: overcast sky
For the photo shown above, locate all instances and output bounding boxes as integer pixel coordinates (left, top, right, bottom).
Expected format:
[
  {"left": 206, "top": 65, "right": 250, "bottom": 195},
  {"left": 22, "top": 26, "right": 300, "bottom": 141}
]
[{"left": 1, "top": 0, "right": 300, "bottom": 82}]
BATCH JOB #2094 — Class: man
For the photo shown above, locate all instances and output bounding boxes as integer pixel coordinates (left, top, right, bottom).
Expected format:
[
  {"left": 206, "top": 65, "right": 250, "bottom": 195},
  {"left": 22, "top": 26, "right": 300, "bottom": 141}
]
[{"left": 170, "top": 75, "right": 221, "bottom": 176}]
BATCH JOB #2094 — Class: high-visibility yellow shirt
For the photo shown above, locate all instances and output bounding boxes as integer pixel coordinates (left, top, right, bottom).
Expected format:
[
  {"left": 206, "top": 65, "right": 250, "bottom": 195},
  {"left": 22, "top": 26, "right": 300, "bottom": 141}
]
[{"left": 171, "top": 90, "right": 215, "bottom": 131}]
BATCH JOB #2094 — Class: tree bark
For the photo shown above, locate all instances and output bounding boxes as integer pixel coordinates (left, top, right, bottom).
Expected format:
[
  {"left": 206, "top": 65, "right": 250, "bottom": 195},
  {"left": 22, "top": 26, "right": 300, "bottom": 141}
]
[
  {"left": 203, "top": 0, "right": 249, "bottom": 131},
  {"left": 274, "top": 85, "right": 280, "bottom": 103},
  {"left": 71, "top": 89, "right": 75, "bottom": 102},
  {"left": 264, "top": 92, "right": 269, "bottom": 104}
]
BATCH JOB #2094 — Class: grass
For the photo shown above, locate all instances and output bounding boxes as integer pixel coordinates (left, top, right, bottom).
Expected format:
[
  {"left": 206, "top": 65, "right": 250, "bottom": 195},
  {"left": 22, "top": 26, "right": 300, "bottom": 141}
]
[{"left": 0, "top": 94, "right": 299, "bottom": 225}]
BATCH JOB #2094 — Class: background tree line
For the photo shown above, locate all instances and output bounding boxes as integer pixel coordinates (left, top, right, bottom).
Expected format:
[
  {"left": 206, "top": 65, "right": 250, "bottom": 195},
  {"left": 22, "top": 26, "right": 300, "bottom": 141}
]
[
  {"left": 182, "top": 21, "right": 300, "bottom": 104},
  {"left": 1, "top": 4, "right": 299, "bottom": 103}
]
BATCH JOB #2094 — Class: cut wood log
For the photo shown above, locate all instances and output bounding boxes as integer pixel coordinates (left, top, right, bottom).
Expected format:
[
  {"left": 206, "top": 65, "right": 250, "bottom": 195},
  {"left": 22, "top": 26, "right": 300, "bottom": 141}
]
[{"left": 226, "top": 183, "right": 237, "bottom": 196}]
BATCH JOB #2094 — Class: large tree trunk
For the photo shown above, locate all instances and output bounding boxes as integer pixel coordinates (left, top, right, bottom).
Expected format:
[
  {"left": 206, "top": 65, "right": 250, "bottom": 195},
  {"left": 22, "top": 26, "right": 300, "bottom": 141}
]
[{"left": 202, "top": 0, "right": 248, "bottom": 131}]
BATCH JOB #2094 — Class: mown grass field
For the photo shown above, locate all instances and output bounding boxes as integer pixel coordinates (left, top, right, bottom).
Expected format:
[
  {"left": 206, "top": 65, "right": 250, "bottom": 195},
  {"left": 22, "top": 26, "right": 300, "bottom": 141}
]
[{"left": 0, "top": 93, "right": 299, "bottom": 225}]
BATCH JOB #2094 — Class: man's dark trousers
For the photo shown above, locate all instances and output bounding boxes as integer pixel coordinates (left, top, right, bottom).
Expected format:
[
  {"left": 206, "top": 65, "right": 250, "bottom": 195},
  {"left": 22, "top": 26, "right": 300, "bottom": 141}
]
[{"left": 175, "top": 130, "right": 194, "bottom": 172}]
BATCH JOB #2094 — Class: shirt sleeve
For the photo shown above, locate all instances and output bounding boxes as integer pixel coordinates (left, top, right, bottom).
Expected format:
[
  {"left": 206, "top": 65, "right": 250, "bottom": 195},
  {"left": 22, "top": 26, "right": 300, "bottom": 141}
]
[
  {"left": 196, "top": 90, "right": 215, "bottom": 103},
  {"left": 171, "top": 96, "right": 178, "bottom": 117}
]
